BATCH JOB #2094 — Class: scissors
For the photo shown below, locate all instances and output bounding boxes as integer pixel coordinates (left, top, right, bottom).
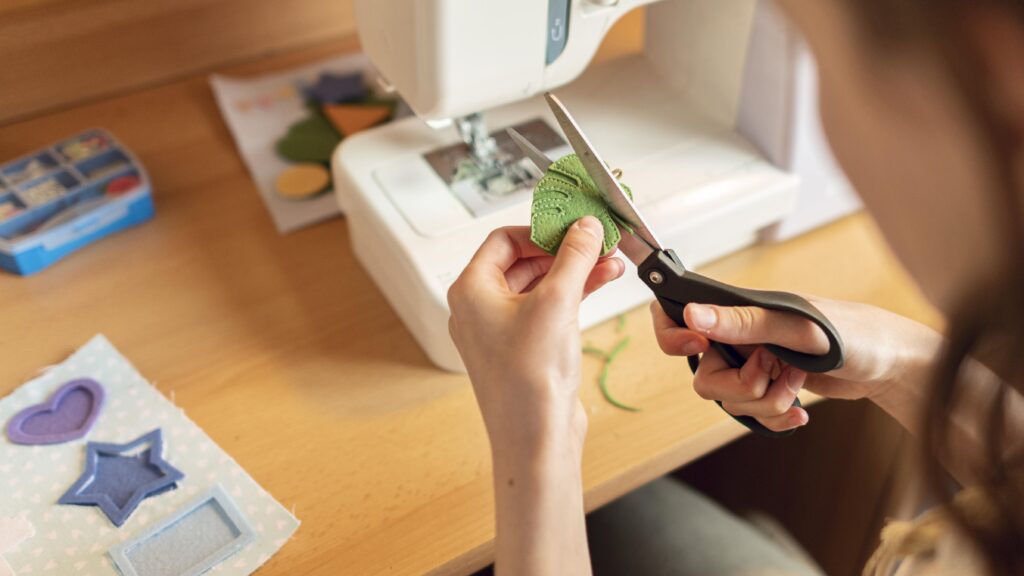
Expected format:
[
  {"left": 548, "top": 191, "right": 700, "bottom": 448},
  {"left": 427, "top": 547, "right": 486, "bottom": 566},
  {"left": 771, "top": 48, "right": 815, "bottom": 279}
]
[{"left": 509, "top": 92, "right": 845, "bottom": 438}]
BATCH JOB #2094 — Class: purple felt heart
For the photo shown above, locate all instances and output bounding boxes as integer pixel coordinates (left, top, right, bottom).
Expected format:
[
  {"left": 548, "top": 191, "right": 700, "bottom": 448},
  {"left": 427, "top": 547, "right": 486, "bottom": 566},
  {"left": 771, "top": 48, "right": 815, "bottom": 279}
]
[{"left": 6, "top": 378, "right": 105, "bottom": 445}]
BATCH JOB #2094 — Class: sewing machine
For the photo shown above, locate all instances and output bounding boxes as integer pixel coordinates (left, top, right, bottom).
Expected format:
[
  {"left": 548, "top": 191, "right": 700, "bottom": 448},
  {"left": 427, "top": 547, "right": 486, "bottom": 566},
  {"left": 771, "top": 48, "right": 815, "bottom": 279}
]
[{"left": 332, "top": 0, "right": 859, "bottom": 371}]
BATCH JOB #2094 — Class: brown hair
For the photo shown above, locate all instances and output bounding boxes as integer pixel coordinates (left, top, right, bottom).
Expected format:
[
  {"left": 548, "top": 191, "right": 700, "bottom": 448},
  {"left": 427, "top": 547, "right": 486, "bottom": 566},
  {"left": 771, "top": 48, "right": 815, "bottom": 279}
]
[{"left": 849, "top": 1, "right": 1024, "bottom": 574}]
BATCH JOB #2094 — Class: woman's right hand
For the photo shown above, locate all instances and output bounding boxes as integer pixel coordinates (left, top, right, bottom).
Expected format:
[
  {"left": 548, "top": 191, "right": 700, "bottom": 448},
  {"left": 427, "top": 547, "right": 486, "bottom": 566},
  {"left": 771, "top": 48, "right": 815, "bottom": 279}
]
[{"left": 650, "top": 297, "right": 942, "bottom": 433}]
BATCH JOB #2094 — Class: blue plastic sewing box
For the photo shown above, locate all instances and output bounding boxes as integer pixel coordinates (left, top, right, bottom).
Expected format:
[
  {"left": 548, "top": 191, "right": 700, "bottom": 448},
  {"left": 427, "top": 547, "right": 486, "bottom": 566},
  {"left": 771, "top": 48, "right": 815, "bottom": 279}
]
[{"left": 0, "top": 130, "right": 154, "bottom": 275}]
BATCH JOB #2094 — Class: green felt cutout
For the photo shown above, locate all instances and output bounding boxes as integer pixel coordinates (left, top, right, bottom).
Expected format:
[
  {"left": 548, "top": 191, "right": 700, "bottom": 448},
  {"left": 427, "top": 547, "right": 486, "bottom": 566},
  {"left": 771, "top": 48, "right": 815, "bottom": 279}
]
[
  {"left": 530, "top": 154, "right": 632, "bottom": 256},
  {"left": 276, "top": 110, "right": 341, "bottom": 164}
]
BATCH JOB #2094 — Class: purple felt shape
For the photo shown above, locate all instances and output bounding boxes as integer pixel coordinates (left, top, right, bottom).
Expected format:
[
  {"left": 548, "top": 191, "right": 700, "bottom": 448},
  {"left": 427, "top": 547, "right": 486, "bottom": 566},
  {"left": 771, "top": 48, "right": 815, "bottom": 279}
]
[
  {"left": 6, "top": 378, "right": 105, "bottom": 445},
  {"left": 59, "top": 428, "right": 184, "bottom": 527},
  {"left": 304, "top": 72, "right": 366, "bottom": 104}
]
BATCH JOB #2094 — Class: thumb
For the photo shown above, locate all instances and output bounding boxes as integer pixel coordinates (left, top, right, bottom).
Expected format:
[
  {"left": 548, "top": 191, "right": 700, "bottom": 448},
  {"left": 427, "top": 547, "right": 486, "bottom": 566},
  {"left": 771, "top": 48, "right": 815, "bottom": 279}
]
[
  {"left": 684, "top": 303, "right": 829, "bottom": 355},
  {"left": 540, "top": 216, "right": 606, "bottom": 301}
]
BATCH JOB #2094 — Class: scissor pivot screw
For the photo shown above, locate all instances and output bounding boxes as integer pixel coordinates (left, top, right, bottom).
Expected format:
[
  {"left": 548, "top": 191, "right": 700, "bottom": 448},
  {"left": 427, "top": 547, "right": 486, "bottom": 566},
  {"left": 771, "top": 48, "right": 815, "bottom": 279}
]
[{"left": 648, "top": 271, "right": 664, "bottom": 285}]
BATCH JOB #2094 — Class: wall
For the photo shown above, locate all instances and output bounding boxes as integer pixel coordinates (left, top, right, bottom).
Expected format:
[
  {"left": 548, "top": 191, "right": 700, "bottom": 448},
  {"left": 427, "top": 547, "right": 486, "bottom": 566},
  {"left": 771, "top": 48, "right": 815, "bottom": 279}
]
[
  {"left": 0, "top": 0, "right": 358, "bottom": 125},
  {"left": 0, "top": 0, "right": 645, "bottom": 126}
]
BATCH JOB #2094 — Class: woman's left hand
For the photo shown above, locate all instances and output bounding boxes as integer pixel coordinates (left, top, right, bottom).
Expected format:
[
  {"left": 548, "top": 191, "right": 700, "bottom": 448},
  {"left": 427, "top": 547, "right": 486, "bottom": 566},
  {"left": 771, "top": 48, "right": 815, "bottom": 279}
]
[{"left": 447, "top": 218, "right": 624, "bottom": 465}]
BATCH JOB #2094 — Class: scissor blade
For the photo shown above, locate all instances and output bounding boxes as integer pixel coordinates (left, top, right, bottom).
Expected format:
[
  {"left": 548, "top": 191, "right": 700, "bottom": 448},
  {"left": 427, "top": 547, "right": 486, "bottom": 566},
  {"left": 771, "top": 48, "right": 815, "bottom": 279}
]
[
  {"left": 543, "top": 92, "right": 664, "bottom": 256},
  {"left": 507, "top": 128, "right": 554, "bottom": 173}
]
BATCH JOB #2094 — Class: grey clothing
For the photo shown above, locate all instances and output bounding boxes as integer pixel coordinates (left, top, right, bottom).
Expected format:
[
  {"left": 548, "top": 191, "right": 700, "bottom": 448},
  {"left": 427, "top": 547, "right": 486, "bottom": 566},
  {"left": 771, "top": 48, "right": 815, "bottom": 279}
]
[{"left": 587, "top": 477, "right": 825, "bottom": 576}]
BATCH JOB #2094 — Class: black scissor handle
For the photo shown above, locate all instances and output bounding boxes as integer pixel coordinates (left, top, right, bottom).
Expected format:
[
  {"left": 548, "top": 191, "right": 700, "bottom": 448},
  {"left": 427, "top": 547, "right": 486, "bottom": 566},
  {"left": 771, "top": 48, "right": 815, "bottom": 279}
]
[{"left": 639, "top": 250, "right": 845, "bottom": 438}]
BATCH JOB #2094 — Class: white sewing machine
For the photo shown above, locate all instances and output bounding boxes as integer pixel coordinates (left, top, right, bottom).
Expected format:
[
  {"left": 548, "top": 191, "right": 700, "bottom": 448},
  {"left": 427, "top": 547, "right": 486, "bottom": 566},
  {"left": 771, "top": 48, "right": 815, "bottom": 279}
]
[{"left": 332, "top": 0, "right": 859, "bottom": 371}]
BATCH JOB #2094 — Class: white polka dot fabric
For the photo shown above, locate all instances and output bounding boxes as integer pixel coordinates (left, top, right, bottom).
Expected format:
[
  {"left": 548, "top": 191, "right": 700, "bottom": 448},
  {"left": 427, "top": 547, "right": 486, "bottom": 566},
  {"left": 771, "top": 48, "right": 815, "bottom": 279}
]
[{"left": 0, "top": 335, "right": 299, "bottom": 576}]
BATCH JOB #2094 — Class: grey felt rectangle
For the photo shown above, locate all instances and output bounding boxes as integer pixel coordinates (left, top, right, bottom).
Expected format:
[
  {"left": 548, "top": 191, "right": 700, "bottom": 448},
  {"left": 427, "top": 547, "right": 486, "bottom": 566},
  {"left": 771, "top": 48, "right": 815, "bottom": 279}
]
[{"left": 109, "top": 485, "right": 255, "bottom": 576}]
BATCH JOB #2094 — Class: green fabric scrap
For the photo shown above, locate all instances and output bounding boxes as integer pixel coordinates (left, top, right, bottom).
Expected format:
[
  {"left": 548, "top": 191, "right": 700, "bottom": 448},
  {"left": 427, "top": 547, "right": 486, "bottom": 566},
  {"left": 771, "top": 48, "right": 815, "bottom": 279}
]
[
  {"left": 276, "top": 109, "right": 341, "bottom": 164},
  {"left": 530, "top": 154, "right": 633, "bottom": 256}
]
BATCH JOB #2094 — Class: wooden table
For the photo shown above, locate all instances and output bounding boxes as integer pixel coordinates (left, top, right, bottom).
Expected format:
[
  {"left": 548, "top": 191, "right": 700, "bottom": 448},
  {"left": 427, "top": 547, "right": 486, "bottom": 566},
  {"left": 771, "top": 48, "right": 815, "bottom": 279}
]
[{"left": 0, "top": 41, "right": 939, "bottom": 575}]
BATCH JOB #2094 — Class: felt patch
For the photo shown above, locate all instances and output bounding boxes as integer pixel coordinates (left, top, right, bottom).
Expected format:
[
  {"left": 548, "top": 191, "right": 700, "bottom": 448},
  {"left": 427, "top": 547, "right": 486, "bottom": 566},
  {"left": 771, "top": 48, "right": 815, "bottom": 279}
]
[
  {"left": 322, "top": 103, "right": 393, "bottom": 137},
  {"left": 5, "top": 378, "right": 104, "bottom": 445},
  {"left": 0, "top": 516, "right": 34, "bottom": 576},
  {"left": 109, "top": 485, "right": 254, "bottom": 576},
  {"left": 274, "top": 163, "right": 330, "bottom": 199},
  {"left": 0, "top": 335, "right": 299, "bottom": 575},
  {"left": 305, "top": 72, "right": 367, "bottom": 104},
  {"left": 59, "top": 428, "right": 185, "bottom": 527},
  {"left": 530, "top": 153, "right": 632, "bottom": 256},
  {"left": 275, "top": 112, "right": 340, "bottom": 164}
]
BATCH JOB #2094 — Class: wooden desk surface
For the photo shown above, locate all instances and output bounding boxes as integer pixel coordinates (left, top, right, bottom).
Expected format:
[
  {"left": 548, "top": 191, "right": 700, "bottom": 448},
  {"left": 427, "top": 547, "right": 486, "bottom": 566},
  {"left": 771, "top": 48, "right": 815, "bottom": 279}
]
[{"left": 0, "top": 40, "right": 938, "bottom": 576}]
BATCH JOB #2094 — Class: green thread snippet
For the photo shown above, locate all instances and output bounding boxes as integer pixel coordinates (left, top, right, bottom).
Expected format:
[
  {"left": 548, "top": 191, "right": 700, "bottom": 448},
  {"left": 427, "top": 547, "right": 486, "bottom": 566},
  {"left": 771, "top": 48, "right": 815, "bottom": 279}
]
[
  {"left": 584, "top": 336, "right": 640, "bottom": 412},
  {"left": 530, "top": 154, "right": 633, "bottom": 256}
]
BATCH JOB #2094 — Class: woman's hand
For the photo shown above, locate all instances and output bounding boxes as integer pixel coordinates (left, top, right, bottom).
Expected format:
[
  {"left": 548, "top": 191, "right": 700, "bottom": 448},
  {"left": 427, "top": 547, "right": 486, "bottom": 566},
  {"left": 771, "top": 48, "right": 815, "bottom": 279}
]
[
  {"left": 449, "top": 218, "right": 623, "bottom": 576},
  {"left": 448, "top": 218, "right": 624, "bottom": 463},
  {"left": 651, "top": 297, "right": 942, "bottom": 433}
]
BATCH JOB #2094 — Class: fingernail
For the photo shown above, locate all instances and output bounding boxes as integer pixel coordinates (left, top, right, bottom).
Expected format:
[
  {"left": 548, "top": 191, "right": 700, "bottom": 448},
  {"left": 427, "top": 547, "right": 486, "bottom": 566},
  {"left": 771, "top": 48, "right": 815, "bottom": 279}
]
[
  {"left": 576, "top": 216, "right": 603, "bottom": 239},
  {"left": 759, "top": 349, "right": 774, "bottom": 373},
  {"left": 681, "top": 341, "right": 703, "bottom": 356},
  {"left": 790, "top": 411, "right": 809, "bottom": 428},
  {"left": 688, "top": 304, "right": 717, "bottom": 331}
]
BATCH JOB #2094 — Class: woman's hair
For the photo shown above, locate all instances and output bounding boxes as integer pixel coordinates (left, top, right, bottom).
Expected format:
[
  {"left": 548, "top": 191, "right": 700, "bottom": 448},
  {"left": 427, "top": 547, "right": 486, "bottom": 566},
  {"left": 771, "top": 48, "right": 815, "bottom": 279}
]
[{"left": 848, "top": 1, "right": 1024, "bottom": 574}]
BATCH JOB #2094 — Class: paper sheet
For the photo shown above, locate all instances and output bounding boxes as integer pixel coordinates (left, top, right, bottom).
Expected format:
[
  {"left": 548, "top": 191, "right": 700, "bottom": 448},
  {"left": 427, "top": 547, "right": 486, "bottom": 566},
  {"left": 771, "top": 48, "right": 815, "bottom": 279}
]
[
  {"left": 0, "top": 335, "right": 299, "bottom": 575},
  {"left": 210, "top": 54, "right": 375, "bottom": 234}
]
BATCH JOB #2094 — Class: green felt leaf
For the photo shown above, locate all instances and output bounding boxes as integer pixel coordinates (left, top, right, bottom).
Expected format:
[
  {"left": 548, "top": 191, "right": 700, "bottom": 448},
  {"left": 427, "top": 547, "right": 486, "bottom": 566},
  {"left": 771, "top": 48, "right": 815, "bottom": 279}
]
[
  {"left": 276, "top": 112, "right": 341, "bottom": 163},
  {"left": 530, "top": 154, "right": 632, "bottom": 256}
]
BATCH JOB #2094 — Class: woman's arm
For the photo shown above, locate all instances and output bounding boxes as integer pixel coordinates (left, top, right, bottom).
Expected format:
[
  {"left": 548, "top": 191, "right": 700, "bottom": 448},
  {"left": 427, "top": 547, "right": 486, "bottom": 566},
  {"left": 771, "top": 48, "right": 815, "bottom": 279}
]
[
  {"left": 652, "top": 299, "right": 1024, "bottom": 485},
  {"left": 872, "top": 340, "right": 1024, "bottom": 485},
  {"left": 447, "top": 219, "right": 623, "bottom": 575},
  {"left": 492, "top": 420, "right": 591, "bottom": 575}
]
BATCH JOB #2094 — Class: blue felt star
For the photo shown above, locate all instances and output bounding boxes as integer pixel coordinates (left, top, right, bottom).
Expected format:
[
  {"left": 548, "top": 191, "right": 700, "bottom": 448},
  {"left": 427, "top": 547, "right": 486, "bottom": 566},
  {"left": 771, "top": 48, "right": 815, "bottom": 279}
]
[{"left": 58, "top": 429, "right": 184, "bottom": 527}]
